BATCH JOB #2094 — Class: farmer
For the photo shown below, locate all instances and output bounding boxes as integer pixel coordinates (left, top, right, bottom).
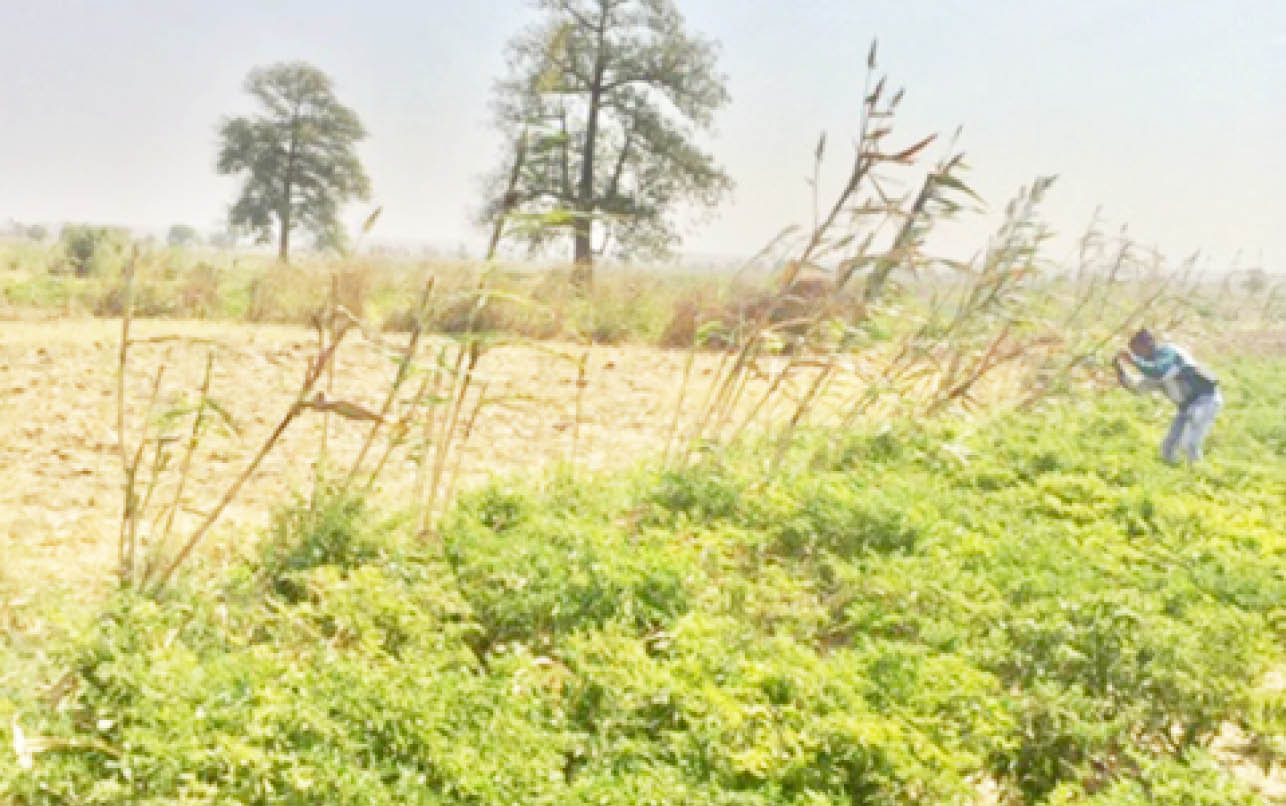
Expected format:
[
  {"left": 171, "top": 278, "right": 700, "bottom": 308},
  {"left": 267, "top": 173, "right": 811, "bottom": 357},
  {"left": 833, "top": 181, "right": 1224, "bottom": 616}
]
[{"left": 1114, "top": 329, "right": 1221, "bottom": 463}]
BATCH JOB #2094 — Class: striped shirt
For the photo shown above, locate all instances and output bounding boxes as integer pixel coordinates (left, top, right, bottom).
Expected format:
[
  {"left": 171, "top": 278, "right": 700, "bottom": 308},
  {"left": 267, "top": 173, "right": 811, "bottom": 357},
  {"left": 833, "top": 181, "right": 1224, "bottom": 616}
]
[{"left": 1128, "top": 344, "right": 1218, "bottom": 408}]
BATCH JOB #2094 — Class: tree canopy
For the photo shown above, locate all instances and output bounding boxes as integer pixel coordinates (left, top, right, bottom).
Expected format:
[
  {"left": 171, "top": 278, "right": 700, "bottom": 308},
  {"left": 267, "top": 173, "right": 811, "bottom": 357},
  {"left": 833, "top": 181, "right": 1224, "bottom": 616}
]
[
  {"left": 217, "top": 62, "right": 371, "bottom": 261},
  {"left": 483, "top": 0, "right": 732, "bottom": 286},
  {"left": 166, "top": 224, "right": 200, "bottom": 247}
]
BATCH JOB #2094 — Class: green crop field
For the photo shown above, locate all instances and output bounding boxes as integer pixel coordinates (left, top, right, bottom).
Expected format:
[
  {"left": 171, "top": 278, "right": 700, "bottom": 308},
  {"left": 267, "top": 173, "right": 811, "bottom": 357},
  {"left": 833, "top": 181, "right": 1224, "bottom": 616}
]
[{"left": 2, "top": 353, "right": 1282, "bottom": 804}]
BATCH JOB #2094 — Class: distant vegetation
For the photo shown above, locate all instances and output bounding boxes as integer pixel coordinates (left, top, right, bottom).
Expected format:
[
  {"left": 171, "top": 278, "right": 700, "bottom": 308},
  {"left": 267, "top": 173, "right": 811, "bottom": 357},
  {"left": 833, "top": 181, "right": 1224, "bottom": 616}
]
[
  {"left": 216, "top": 61, "right": 372, "bottom": 262},
  {"left": 165, "top": 224, "right": 200, "bottom": 248}
]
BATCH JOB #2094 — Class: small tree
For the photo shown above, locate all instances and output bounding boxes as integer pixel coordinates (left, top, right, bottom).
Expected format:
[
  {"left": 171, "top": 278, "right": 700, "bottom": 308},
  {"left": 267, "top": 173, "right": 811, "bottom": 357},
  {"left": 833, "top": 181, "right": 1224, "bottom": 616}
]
[
  {"left": 57, "top": 225, "right": 128, "bottom": 277},
  {"left": 217, "top": 62, "right": 371, "bottom": 261},
  {"left": 25, "top": 224, "right": 47, "bottom": 242},
  {"left": 167, "top": 224, "right": 201, "bottom": 248},
  {"left": 483, "top": 0, "right": 732, "bottom": 288}
]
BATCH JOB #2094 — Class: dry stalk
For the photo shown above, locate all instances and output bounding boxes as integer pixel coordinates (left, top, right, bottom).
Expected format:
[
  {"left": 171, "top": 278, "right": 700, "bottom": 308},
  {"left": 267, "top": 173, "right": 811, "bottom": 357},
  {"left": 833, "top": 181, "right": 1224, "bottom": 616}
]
[
  {"left": 441, "top": 381, "right": 491, "bottom": 513},
  {"left": 339, "top": 280, "right": 434, "bottom": 494},
  {"left": 151, "top": 352, "right": 215, "bottom": 578},
  {"left": 135, "top": 436, "right": 172, "bottom": 528},
  {"left": 769, "top": 356, "right": 838, "bottom": 472},
  {"left": 1018, "top": 277, "right": 1173, "bottom": 410},
  {"left": 146, "top": 324, "right": 352, "bottom": 593},
  {"left": 122, "top": 365, "right": 167, "bottom": 585},
  {"left": 672, "top": 41, "right": 954, "bottom": 463},
  {"left": 363, "top": 367, "right": 435, "bottom": 497},
  {"left": 311, "top": 275, "right": 340, "bottom": 510},
  {"left": 414, "top": 357, "right": 446, "bottom": 536},
  {"left": 683, "top": 339, "right": 737, "bottom": 449},
  {"left": 926, "top": 322, "right": 1014, "bottom": 415},
  {"left": 725, "top": 360, "right": 797, "bottom": 446},
  {"left": 114, "top": 249, "right": 137, "bottom": 581},
  {"left": 423, "top": 340, "right": 481, "bottom": 529},
  {"left": 120, "top": 364, "right": 165, "bottom": 586},
  {"left": 660, "top": 345, "right": 698, "bottom": 468},
  {"left": 708, "top": 347, "right": 768, "bottom": 442},
  {"left": 860, "top": 165, "right": 942, "bottom": 302},
  {"left": 570, "top": 351, "right": 589, "bottom": 466}
]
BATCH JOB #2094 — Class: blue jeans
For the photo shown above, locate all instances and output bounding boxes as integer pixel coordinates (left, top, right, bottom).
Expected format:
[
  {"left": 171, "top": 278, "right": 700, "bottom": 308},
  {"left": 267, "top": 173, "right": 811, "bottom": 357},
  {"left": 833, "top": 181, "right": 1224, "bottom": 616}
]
[{"left": 1162, "top": 390, "right": 1222, "bottom": 463}]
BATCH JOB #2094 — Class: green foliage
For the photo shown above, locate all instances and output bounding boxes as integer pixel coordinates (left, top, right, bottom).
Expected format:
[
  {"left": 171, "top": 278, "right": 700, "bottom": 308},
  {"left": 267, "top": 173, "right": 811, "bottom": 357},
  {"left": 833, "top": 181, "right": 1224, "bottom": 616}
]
[
  {"left": 446, "top": 480, "right": 690, "bottom": 650},
  {"left": 165, "top": 224, "right": 200, "bottom": 248},
  {"left": 1046, "top": 750, "right": 1262, "bottom": 805},
  {"left": 217, "top": 61, "right": 371, "bottom": 260},
  {"left": 3, "top": 360, "right": 1284, "bottom": 803},
  {"left": 2, "top": 271, "right": 71, "bottom": 307},
  {"left": 259, "top": 491, "right": 402, "bottom": 600},
  {"left": 484, "top": 0, "right": 732, "bottom": 270},
  {"left": 55, "top": 224, "right": 129, "bottom": 277}
]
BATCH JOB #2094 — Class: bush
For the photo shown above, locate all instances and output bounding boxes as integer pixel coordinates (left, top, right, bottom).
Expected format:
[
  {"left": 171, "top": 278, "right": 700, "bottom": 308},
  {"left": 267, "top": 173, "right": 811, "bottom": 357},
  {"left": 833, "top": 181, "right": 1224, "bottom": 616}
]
[
  {"left": 55, "top": 224, "right": 129, "bottom": 277},
  {"left": 165, "top": 224, "right": 200, "bottom": 248},
  {"left": 444, "top": 484, "right": 690, "bottom": 650}
]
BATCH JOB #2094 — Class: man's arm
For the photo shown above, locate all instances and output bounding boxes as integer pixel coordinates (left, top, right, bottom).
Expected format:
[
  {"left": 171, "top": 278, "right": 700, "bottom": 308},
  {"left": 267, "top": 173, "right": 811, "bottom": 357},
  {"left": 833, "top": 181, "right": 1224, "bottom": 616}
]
[
  {"left": 1115, "top": 352, "right": 1159, "bottom": 394},
  {"left": 1126, "top": 345, "right": 1181, "bottom": 380}
]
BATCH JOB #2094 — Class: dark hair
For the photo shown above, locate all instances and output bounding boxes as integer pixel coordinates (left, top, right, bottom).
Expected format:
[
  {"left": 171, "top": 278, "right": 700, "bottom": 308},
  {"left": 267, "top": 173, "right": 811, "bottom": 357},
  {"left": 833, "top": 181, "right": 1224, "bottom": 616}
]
[{"left": 1129, "top": 329, "right": 1154, "bottom": 347}]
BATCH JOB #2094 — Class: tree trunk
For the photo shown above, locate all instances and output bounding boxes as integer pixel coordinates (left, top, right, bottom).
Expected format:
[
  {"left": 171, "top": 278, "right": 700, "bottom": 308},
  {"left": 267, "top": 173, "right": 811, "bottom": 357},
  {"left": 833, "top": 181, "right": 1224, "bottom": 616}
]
[
  {"left": 571, "top": 106, "right": 597, "bottom": 290},
  {"left": 571, "top": 7, "right": 609, "bottom": 293},
  {"left": 278, "top": 203, "right": 291, "bottom": 262},
  {"left": 280, "top": 103, "right": 301, "bottom": 263},
  {"left": 571, "top": 218, "right": 593, "bottom": 289}
]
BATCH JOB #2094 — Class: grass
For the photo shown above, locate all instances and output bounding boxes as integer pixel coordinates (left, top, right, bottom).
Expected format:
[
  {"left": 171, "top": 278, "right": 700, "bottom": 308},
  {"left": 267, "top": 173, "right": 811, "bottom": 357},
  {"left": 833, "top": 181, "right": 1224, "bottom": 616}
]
[
  {"left": 0, "top": 240, "right": 740, "bottom": 347},
  {"left": 4, "top": 236, "right": 1280, "bottom": 349},
  {"left": 1, "top": 356, "right": 1282, "bottom": 804}
]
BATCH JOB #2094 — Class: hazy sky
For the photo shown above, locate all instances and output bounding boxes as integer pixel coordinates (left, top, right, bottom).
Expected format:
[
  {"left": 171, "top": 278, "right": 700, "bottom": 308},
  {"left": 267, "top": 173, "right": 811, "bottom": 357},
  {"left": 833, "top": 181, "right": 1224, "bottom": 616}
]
[{"left": 1, "top": 1, "right": 1283, "bottom": 268}]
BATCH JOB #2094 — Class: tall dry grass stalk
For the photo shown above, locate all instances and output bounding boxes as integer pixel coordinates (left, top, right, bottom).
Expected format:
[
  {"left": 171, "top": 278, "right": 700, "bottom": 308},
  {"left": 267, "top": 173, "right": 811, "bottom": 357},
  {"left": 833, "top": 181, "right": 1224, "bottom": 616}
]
[
  {"left": 113, "top": 250, "right": 136, "bottom": 582},
  {"left": 150, "top": 352, "right": 215, "bottom": 578},
  {"left": 145, "top": 322, "right": 354, "bottom": 593},
  {"left": 310, "top": 275, "right": 340, "bottom": 510},
  {"left": 663, "top": 41, "right": 1191, "bottom": 471},
  {"left": 338, "top": 279, "right": 434, "bottom": 495}
]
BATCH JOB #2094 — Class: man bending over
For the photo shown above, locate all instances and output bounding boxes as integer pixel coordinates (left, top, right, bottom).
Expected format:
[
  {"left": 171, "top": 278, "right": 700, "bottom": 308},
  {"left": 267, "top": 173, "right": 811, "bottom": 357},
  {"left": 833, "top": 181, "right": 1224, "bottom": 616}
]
[{"left": 1114, "top": 329, "right": 1222, "bottom": 464}]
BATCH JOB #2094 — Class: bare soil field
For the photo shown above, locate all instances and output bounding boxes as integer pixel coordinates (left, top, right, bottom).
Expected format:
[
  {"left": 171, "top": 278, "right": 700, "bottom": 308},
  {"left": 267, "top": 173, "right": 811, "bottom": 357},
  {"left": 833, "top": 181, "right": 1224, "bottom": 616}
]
[
  {"left": 0, "top": 320, "right": 694, "bottom": 596},
  {"left": 1, "top": 318, "right": 905, "bottom": 600}
]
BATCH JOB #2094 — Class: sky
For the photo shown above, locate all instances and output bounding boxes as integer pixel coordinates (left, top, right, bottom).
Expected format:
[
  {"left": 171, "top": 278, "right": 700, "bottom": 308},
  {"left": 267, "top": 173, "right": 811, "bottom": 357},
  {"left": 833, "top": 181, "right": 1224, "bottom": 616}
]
[{"left": 1, "top": 0, "right": 1283, "bottom": 270}]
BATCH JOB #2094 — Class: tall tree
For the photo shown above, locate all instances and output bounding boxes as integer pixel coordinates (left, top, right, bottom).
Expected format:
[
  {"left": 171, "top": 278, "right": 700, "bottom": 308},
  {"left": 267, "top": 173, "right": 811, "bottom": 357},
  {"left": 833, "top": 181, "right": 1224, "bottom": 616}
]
[
  {"left": 483, "top": 0, "right": 732, "bottom": 287},
  {"left": 217, "top": 62, "right": 371, "bottom": 261}
]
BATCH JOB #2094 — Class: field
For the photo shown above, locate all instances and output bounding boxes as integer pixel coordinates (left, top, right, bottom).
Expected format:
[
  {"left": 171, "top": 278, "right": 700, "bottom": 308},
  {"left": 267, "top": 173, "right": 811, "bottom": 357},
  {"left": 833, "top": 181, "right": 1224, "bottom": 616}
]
[
  {"left": 0, "top": 319, "right": 704, "bottom": 599},
  {"left": 2, "top": 217, "right": 1285, "bottom": 803},
  {"left": 0, "top": 342, "right": 1283, "bottom": 803}
]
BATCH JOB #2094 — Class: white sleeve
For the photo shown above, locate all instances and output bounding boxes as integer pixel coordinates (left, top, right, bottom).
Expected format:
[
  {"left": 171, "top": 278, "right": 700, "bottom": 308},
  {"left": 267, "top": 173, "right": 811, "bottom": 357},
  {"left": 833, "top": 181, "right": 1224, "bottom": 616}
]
[{"left": 1117, "top": 362, "right": 1159, "bottom": 394}]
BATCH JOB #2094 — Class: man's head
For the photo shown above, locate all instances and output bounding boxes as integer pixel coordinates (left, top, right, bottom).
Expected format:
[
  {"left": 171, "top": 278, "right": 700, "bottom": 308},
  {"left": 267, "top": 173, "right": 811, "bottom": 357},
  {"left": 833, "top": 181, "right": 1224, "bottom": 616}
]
[{"left": 1128, "top": 329, "right": 1156, "bottom": 358}]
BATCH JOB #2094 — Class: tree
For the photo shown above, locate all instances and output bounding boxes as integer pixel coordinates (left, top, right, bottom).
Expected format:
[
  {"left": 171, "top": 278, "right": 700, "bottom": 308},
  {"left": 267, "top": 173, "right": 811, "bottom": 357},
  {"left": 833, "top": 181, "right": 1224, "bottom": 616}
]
[
  {"left": 167, "top": 224, "right": 201, "bottom": 247},
  {"left": 25, "top": 224, "right": 47, "bottom": 242},
  {"left": 57, "top": 224, "right": 128, "bottom": 277},
  {"left": 483, "top": 0, "right": 732, "bottom": 287},
  {"left": 217, "top": 62, "right": 371, "bottom": 261}
]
